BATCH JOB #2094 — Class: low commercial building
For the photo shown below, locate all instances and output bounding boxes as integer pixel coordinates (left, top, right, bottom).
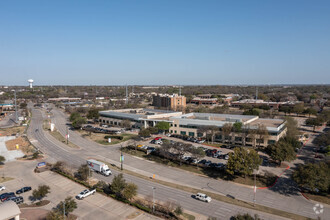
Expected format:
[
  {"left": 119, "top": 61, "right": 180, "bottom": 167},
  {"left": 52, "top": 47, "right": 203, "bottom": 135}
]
[
  {"left": 99, "top": 108, "right": 182, "bottom": 129},
  {"left": 0, "top": 200, "right": 21, "bottom": 220},
  {"left": 231, "top": 99, "right": 303, "bottom": 110},
  {"left": 169, "top": 113, "right": 286, "bottom": 147},
  {"left": 99, "top": 108, "right": 286, "bottom": 147},
  {"left": 152, "top": 94, "right": 186, "bottom": 111},
  {"left": 190, "top": 97, "right": 218, "bottom": 105}
]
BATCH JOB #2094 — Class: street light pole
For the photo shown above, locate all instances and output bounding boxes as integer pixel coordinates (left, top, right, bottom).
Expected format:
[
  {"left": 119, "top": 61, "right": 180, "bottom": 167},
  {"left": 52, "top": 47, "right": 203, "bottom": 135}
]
[
  {"left": 253, "top": 170, "right": 257, "bottom": 207},
  {"left": 152, "top": 187, "right": 156, "bottom": 213},
  {"left": 120, "top": 145, "right": 123, "bottom": 170}
]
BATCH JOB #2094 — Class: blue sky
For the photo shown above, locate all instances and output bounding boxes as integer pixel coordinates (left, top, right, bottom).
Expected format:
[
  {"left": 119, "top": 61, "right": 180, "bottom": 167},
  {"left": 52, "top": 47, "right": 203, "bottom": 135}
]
[{"left": 0, "top": 0, "right": 329, "bottom": 85}]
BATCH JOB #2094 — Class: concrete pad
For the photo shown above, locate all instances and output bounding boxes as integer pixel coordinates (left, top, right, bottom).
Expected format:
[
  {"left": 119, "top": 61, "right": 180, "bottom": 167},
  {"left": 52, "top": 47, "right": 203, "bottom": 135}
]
[{"left": 0, "top": 136, "right": 24, "bottom": 161}]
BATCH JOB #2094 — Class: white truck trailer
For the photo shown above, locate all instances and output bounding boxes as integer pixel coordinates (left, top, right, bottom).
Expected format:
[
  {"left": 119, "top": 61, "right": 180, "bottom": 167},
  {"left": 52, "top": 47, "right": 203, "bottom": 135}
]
[{"left": 87, "top": 159, "right": 112, "bottom": 176}]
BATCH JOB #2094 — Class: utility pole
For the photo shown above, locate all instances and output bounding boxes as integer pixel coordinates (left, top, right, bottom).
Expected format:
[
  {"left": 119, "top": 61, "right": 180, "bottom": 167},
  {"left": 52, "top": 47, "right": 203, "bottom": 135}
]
[
  {"left": 253, "top": 170, "right": 257, "bottom": 206},
  {"left": 63, "top": 200, "right": 66, "bottom": 219},
  {"left": 14, "top": 89, "right": 18, "bottom": 123},
  {"left": 152, "top": 187, "right": 156, "bottom": 213}
]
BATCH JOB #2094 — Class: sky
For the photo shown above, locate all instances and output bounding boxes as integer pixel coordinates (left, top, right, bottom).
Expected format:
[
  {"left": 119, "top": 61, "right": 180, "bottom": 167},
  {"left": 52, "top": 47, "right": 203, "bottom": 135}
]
[{"left": 0, "top": 0, "right": 330, "bottom": 86}]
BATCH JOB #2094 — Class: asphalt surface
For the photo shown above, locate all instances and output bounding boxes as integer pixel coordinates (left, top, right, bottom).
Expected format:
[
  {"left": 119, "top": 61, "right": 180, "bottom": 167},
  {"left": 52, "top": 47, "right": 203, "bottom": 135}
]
[
  {"left": 28, "top": 106, "right": 328, "bottom": 219},
  {"left": 0, "top": 112, "right": 17, "bottom": 128}
]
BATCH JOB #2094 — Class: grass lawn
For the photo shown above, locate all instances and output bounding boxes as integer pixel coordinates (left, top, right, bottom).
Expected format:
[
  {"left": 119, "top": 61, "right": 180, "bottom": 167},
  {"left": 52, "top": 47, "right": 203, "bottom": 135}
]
[
  {"left": 80, "top": 130, "right": 138, "bottom": 145},
  {"left": 0, "top": 177, "right": 14, "bottom": 183},
  {"left": 122, "top": 148, "right": 275, "bottom": 188},
  {"left": 304, "top": 193, "right": 330, "bottom": 205},
  {"left": 182, "top": 213, "right": 195, "bottom": 220},
  {"left": 0, "top": 126, "right": 26, "bottom": 136},
  {"left": 49, "top": 130, "right": 80, "bottom": 149}
]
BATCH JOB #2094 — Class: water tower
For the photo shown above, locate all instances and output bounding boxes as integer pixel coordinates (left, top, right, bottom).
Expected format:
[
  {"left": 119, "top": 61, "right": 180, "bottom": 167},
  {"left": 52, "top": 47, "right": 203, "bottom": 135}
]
[{"left": 28, "top": 79, "right": 34, "bottom": 89}]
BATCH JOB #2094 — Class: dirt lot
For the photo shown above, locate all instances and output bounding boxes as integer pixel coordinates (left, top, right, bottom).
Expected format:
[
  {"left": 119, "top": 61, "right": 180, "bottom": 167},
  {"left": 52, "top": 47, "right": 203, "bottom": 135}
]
[
  {"left": 5, "top": 136, "right": 34, "bottom": 154},
  {"left": 0, "top": 126, "right": 25, "bottom": 136}
]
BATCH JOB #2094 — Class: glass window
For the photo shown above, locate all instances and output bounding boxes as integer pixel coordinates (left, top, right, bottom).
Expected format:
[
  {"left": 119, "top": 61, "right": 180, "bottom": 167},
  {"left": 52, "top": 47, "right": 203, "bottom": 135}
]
[
  {"left": 189, "top": 132, "right": 195, "bottom": 137},
  {"left": 180, "top": 131, "right": 186, "bottom": 135}
]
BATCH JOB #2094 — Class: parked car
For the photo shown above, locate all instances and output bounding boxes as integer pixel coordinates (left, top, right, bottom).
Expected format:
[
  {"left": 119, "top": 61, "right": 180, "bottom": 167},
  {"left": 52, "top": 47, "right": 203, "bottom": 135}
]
[
  {"left": 76, "top": 189, "right": 96, "bottom": 200},
  {"left": 16, "top": 186, "right": 32, "bottom": 194},
  {"left": 195, "top": 193, "right": 211, "bottom": 202},
  {"left": 0, "top": 186, "right": 5, "bottom": 191},
  {"left": 198, "top": 159, "right": 207, "bottom": 164},
  {"left": 224, "top": 154, "right": 229, "bottom": 160},
  {"left": 0, "top": 192, "right": 15, "bottom": 202},
  {"left": 5, "top": 196, "right": 24, "bottom": 204}
]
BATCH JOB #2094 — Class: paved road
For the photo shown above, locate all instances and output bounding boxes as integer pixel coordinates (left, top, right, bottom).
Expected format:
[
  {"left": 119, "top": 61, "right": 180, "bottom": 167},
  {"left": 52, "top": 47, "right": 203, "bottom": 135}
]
[
  {"left": 28, "top": 105, "right": 324, "bottom": 219},
  {"left": 49, "top": 107, "right": 330, "bottom": 220}
]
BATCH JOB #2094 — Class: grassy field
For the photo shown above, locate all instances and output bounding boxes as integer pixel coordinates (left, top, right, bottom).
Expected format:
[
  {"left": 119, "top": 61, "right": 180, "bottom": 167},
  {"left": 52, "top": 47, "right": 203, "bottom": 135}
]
[
  {"left": 122, "top": 148, "right": 275, "bottom": 188},
  {"left": 50, "top": 130, "right": 80, "bottom": 149}
]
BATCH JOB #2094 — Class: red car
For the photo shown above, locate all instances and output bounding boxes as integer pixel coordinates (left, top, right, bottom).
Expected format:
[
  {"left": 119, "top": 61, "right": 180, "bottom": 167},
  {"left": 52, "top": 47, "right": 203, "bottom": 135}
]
[{"left": 154, "top": 137, "right": 162, "bottom": 140}]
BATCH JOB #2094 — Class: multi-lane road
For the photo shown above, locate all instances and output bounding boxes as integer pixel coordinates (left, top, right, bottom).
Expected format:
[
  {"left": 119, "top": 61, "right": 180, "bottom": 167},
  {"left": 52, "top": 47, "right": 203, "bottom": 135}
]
[{"left": 27, "top": 106, "right": 328, "bottom": 219}]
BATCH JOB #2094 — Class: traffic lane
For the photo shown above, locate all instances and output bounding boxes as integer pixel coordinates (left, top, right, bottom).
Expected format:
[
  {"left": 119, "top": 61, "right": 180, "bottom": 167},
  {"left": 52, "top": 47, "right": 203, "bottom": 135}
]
[
  {"left": 93, "top": 171, "right": 286, "bottom": 220},
  {"left": 32, "top": 108, "right": 323, "bottom": 219}
]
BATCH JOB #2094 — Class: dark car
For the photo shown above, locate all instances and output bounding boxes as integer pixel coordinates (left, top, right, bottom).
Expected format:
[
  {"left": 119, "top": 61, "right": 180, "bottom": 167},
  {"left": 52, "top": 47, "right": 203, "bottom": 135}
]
[
  {"left": 5, "top": 196, "right": 24, "bottom": 204},
  {"left": 0, "top": 192, "right": 15, "bottom": 202},
  {"left": 16, "top": 186, "right": 32, "bottom": 194}
]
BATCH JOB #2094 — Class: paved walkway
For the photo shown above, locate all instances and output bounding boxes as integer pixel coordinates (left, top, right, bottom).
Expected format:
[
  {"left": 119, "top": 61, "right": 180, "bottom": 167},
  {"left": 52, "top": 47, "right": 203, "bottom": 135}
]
[{"left": 0, "top": 136, "right": 24, "bottom": 161}]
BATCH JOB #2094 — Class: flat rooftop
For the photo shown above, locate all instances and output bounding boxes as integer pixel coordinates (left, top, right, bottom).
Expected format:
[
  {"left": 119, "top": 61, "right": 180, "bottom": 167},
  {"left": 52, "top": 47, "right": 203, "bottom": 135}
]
[{"left": 99, "top": 108, "right": 182, "bottom": 121}]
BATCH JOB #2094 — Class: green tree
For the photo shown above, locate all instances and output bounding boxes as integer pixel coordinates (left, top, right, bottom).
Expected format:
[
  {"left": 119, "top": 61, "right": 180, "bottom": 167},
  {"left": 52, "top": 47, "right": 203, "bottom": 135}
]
[
  {"left": 138, "top": 129, "right": 150, "bottom": 138},
  {"left": 226, "top": 147, "right": 262, "bottom": 177},
  {"left": 305, "top": 117, "right": 322, "bottom": 132},
  {"left": 69, "top": 112, "right": 81, "bottom": 122},
  {"left": 87, "top": 108, "right": 99, "bottom": 120},
  {"left": 155, "top": 121, "right": 170, "bottom": 133},
  {"left": 267, "top": 140, "right": 296, "bottom": 165},
  {"left": 303, "top": 107, "right": 317, "bottom": 118},
  {"left": 32, "top": 185, "right": 50, "bottom": 201},
  {"left": 122, "top": 183, "right": 138, "bottom": 201},
  {"left": 314, "top": 131, "right": 330, "bottom": 147},
  {"left": 46, "top": 210, "right": 62, "bottom": 220},
  {"left": 292, "top": 103, "right": 304, "bottom": 116},
  {"left": 230, "top": 213, "right": 261, "bottom": 220},
  {"left": 111, "top": 173, "right": 126, "bottom": 197},
  {"left": 57, "top": 197, "right": 77, "bottom": 216},
  {"left": 76, "top": 164, "right": 90, "bottom": 181},
  {"left": 232, "top": 122, "right": 243, "bottom": 144},
  {"left": 72, "top": 117, "right": 87, "bottom": 129},
  {"left": 0, "top": 155, "right": 5, "bottom": 164},
  {"left": 292, "top": 162, "right": 330, "bottom": 194},
  {"left": 243, "top": 108, "right": 260, "bottom": 116}
]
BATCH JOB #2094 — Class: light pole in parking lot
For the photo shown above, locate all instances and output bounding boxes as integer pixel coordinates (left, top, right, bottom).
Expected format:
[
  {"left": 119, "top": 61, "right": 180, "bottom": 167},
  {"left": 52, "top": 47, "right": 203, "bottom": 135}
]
[{"left": 152, "top": 187, "right": 156, "bottom": 213}]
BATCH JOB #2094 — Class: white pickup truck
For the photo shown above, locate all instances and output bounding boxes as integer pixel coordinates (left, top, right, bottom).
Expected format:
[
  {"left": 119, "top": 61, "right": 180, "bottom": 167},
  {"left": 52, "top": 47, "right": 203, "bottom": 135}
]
[{"left": 76, "top": 189, "right": 96, "bottom": 200}]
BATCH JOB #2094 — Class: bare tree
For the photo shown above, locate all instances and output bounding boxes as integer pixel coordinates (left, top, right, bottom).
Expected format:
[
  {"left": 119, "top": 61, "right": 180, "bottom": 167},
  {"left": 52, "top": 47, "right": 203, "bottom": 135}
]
[
  {"left": 256, "top": 124, "right": 269, "bottom": 147},
  {"left": 222, "top": 123, "right": 232, "bottom": 144}
]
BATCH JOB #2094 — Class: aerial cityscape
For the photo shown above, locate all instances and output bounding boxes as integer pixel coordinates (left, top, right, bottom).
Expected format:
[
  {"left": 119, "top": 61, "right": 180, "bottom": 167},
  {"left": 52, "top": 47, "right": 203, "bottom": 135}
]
[{"left": 0, "top": 1, "right": 329, "bottom": 220}]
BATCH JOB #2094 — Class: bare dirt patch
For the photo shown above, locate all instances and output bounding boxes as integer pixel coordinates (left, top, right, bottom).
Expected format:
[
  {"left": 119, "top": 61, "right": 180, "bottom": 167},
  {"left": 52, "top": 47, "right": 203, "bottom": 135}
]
[
  {"left": 0, "top": 126, "right": 25, "bottom": 136},
  {"left": 5, "top": 136, "right": 34, "bottom": 154}
]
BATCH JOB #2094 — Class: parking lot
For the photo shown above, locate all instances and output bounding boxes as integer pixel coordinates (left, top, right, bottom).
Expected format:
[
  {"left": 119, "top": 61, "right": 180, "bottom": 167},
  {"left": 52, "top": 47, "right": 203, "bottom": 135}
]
[{"left": 0, "top": 160, "right": 159, "bottom": 220}]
